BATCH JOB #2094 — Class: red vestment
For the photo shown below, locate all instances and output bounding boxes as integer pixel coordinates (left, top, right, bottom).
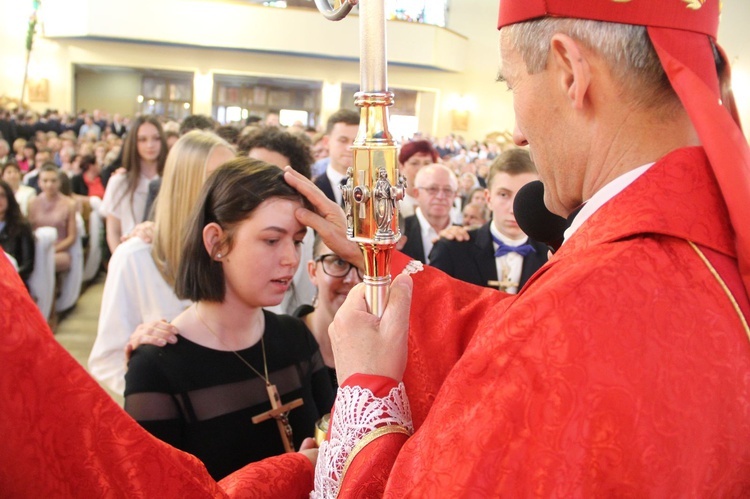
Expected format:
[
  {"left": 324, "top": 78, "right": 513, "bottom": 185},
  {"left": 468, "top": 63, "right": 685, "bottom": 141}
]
[
  {"left": 0, "top": 259, "right": 314, "bottom": 497},
  {"left": 328, "top": 147, "right": 750, "bottom": 496}
]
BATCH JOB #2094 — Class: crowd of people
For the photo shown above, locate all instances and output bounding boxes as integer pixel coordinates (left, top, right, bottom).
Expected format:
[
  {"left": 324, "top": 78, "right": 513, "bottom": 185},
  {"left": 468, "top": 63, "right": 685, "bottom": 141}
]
[
  {"left": 2, "top": 103, "right": 538, "bottom": 483},
  {"left": 0, "top": 105, "right": 524, "bottom": 312},
  {"left": 3, "top": 0, "right": 750, "bottom": 495}
]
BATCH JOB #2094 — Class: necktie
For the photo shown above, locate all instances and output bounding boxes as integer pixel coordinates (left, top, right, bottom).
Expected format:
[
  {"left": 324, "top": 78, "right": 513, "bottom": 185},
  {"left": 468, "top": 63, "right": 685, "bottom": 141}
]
[{"left": 491, "top": 234, "right": 536, "bottom": 258}]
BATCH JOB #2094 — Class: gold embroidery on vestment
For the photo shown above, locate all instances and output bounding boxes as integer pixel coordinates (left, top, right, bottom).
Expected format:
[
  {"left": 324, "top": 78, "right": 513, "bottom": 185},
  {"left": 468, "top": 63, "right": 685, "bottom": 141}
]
[
  {"left": 338, "top": 425, "right": 411, "bottom": 494},
  {"left": 688, "top": 240, "right": 750, "bottom": 342},
  {"left": 683, "top": 0, "right": 706, "bottom": 10}
]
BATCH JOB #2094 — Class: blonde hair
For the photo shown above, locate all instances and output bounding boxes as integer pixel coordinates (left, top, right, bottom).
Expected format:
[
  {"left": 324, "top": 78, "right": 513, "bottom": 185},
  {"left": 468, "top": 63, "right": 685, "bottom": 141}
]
[{"left": 152, "top": 130, "right": 235, "bottom": 286}]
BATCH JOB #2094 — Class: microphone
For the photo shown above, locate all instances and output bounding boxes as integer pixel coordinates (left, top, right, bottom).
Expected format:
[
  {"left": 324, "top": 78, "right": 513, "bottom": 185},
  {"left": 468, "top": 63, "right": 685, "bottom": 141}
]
[{"left": 513, "top": 180, "right": 569, "bottom": 253}]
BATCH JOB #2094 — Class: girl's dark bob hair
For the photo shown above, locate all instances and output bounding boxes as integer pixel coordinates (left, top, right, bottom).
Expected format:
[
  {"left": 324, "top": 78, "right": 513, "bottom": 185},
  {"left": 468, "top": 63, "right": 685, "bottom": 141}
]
[{"left": 175, "top": 157, "right": 311, "bottom": 302}]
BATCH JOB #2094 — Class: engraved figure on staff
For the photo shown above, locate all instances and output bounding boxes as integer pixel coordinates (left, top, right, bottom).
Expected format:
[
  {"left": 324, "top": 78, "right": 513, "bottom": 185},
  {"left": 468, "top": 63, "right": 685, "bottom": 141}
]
[{"left": 373, "top": 167, "right": 394, "bottom": 236}]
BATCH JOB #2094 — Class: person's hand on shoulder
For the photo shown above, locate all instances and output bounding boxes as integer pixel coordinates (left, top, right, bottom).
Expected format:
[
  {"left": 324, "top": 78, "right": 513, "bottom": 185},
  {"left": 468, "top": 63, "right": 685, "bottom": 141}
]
[
  {"left": 434, "top": 224, "right": 470, "bottom": 243},
  {"left": 125, "top": 319, "right": 179, "bottom": 359}
]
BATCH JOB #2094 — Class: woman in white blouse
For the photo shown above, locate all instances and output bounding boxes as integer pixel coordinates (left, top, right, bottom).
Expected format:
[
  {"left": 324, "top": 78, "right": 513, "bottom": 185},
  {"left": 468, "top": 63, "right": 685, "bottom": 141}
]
[{"left": 100, "top": 115, "right": 167, "bottom": 253}]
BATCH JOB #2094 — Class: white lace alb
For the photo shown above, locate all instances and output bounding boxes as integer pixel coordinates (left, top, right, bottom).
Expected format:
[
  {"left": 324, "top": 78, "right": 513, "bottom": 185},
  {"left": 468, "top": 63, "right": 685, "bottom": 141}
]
[
  {"left": 311, "top": 382, "right": 412, "bottom": 498},
  {"left": 403, "top": 259, "right": 424, "bottom": 276}
]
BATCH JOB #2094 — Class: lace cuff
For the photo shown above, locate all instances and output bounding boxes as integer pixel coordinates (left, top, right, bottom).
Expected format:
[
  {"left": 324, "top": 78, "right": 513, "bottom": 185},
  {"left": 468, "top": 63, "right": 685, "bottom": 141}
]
[{"left": 312, "top": 382, "right": 413, "bottom": 498}]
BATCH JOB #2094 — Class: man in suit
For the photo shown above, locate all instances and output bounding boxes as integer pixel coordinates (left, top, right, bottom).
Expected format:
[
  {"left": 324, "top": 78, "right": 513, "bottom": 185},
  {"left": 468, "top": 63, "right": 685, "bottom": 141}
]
[
  {"left": 108, "top": 114, "right": 127, "bottom": 138},
  {"left": 313, "top": 109, "right": 359, "bottom": 205},
  {"left": 430, "top": 149, "right": 546, "bottom": 293},
  {"left": 401, "top": 163, "right": 457, "bottom": 264}
]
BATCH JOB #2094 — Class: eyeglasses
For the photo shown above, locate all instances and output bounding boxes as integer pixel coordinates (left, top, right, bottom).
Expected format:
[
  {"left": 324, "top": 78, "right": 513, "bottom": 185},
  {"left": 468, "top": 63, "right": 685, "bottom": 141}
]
[
  {"left": 416, "top": 185, "right": 457, "bottom": 198},
  {"left": 315, "top": 254, "right": 364, "bottom": 279}
]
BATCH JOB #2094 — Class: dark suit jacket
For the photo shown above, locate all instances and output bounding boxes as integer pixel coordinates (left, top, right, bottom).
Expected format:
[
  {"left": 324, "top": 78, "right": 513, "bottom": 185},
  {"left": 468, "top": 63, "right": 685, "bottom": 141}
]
[
  {"left": 401, "top": 215, "right": 427, "bottom": 263},
  {"left": 0, "top": 117, "right": 17, "bottom": 144},
  {"left": 429, "top": 222, "right": 548, "bottom": 291},
  {"left": 26, "top": 172, "right": 40, "bottom": 194},
  {"left": 0, "top": 222, "right": 35, "bottom": 283},
  {"left": 314, "top": 173, "right": 337, "bottom": 204},
  {"left": 109, "top": 122, "right": 127, "bottom": 138},
  {"left": 70, "top": 174, "right": 88, "bottom": 196}
]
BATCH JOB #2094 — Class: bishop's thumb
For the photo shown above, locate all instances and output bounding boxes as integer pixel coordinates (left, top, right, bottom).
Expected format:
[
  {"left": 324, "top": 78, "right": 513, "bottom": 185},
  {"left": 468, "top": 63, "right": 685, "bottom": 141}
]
[{"left": 383, "top": 273, "right": 413, "bottom": 321}]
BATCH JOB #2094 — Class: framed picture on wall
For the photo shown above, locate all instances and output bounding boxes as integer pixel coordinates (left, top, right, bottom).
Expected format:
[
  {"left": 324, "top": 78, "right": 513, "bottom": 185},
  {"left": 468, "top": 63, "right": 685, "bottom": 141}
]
[
  {"left": 28, "top": 78, "right": 49, "bottom": 102},
  {"left": 451, "top": 109, "right": 469, "bottom": 132}
]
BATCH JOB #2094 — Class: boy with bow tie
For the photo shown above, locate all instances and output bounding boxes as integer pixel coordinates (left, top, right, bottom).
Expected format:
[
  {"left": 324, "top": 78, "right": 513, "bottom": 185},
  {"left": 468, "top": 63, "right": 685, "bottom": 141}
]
[{"left": 430, "top": 148, "right": 547, "bottom": 292}]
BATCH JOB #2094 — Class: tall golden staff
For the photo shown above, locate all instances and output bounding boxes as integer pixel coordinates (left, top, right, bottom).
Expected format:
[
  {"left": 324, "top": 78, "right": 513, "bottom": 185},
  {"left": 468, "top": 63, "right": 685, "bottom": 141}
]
[{"left": 314, "top": 0, "right": 405, "bottom": 318}]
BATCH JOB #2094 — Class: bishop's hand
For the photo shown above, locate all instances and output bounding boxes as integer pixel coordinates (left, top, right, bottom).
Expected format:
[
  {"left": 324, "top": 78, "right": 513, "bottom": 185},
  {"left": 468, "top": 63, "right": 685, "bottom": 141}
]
[
  {"left": 283, "top": 166, "right": 364, "bottom": 270},
  {"left": 329, "top": 273, "right": 413, "bottom": 384}
]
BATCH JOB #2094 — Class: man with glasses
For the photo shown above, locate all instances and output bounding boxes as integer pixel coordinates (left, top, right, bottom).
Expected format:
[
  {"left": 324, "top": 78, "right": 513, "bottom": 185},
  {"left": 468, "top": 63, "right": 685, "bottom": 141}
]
[
  {"left": 430, "top": 148, "right": 547, "bottom": 292},
  {"left": 400, "top": 163, "right": 458, "bottom": 264}
]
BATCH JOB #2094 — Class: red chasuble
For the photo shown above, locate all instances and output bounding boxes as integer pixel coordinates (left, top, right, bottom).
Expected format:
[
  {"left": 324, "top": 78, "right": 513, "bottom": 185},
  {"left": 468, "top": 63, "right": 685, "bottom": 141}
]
[
  {"left": 336, "top": 148, "right": 750, "bottom": 496},
  {"left": 0, "top": 258, "right": 314, "bottom": 497}
]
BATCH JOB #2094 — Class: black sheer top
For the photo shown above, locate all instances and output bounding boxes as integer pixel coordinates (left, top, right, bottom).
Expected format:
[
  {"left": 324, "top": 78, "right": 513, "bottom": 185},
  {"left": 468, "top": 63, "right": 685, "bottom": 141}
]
[
  {"left": 124, "top": 311, "right": 335, "bottom": 480},
  {"left": 292, "top": 304, "right": 338, "bottom": 390}
]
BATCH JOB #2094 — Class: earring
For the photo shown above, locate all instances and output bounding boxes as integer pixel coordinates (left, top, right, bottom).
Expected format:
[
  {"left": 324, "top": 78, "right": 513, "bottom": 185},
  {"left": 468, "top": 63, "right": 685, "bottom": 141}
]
[{"left": 216, "top": 253, "right": 222, "bottom": 259}]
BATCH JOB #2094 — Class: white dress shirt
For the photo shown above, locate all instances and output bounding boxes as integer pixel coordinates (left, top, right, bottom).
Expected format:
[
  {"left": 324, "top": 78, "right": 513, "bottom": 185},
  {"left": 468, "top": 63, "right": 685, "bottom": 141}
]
[
  {"left": 490, "top": 222, "right": 529, "bottom": 294},
  {"left": 415, "top": 207, "right": 442, "bottom": 264},
  {"left": 325, "top": 167, "right": 347, "bottom": 206},
  {"left": 564, "top": 163, "right": 654, "bottom": 243}
]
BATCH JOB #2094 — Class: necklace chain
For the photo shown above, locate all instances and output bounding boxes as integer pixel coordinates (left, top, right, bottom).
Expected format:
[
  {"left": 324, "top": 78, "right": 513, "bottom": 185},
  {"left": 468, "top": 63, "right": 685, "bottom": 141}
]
[{"left": 194, "top": 303, "right": 270, "bottom": 386}]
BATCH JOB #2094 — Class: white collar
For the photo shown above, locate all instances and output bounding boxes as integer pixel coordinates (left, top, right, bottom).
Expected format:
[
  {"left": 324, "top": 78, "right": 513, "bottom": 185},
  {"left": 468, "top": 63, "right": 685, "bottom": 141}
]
[
  {"left": 326, "top": 166, "right": 347, "bottom": 186},
  {"left": 489, "top": 221, "right": 528, "bottom": 246},
  {"left": 564, "top": 163, "right": 654, "bottom": 243},
  {"left": 415, "top": 207, "right": 448, "bottom": 235}
]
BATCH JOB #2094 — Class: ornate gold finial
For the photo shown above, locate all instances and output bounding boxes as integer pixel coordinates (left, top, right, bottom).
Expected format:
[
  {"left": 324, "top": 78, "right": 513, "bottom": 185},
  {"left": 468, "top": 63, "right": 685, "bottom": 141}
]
[{"left": 683, "top": 0, "right": 706, "bottom": 10}]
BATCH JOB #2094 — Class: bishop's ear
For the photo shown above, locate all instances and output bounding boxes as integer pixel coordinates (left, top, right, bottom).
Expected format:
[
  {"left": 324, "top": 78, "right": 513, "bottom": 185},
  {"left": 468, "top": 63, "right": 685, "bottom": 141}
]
[{"left": 549, "top": 33, "right": 591, "bottom": 110}]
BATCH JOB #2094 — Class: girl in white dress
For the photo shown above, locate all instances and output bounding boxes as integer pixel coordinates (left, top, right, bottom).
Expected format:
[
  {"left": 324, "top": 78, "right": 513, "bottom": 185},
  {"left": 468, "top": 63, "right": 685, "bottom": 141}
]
[{"left": 101, "top": 115, "right": 166, "bottom": 252}]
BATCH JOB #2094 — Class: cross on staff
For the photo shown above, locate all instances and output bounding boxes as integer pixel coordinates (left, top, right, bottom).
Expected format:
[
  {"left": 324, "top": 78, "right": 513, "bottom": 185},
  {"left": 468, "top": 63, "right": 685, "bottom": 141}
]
[{"left": 251, "top": 384, "right": 304, "bottom": 453}]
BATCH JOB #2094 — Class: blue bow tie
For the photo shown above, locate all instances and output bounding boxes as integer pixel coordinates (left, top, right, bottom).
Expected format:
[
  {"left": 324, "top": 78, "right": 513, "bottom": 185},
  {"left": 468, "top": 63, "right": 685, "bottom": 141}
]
[{"left": 492, "top": 234, "right": 536, "bottom": 258}]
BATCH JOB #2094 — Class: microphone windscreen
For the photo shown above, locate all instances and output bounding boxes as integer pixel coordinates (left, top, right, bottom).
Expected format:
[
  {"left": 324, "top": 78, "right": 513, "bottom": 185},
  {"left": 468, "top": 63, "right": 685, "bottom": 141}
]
[{"left": 513, "top": 180, "right": 568, "bottom": 252}]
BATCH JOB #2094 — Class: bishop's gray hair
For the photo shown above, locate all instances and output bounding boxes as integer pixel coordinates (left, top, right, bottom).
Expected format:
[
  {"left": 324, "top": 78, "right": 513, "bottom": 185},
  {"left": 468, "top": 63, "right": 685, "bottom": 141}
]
[{"left": 502, "top": 19, "right": 677, "bottom": 110}]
